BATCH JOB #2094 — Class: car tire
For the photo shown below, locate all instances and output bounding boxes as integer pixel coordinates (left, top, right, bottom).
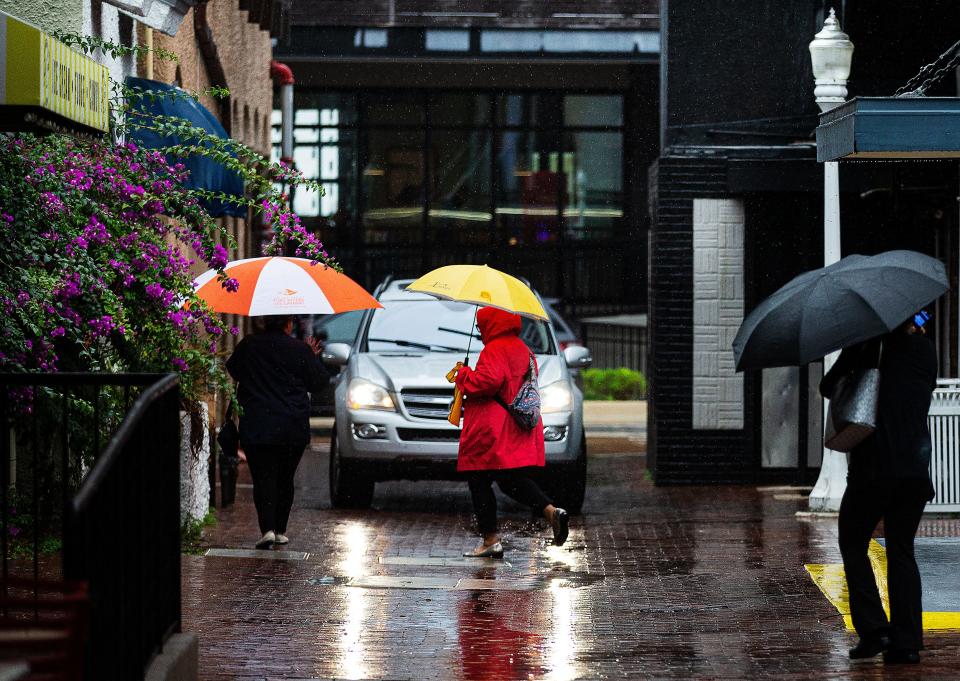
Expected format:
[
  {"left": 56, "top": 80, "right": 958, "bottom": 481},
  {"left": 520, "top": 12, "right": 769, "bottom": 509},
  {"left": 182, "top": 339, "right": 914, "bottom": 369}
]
[
  {"left": 549, "top": 435, "right": 587, "bottom": 514},
  {"left": 329, "top": 429, "right": 374, "bottom": 509}
]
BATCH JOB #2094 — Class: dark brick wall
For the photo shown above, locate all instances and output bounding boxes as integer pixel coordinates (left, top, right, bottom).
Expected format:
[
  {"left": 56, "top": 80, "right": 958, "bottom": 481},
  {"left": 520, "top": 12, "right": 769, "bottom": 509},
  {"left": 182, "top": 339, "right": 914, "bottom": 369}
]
[
  {"left": 648, "top": 155, "right": 757, "bottom": 484},
  {"left": 290, "top": 1, "right": 659, "bottom": 28}
]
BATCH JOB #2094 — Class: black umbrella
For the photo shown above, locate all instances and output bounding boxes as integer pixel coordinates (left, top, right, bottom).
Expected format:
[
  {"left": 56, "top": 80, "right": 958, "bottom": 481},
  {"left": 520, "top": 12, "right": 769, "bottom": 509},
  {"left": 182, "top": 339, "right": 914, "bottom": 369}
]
[{"left": 733, "top": 250, "right": 948, "bottom": 372}]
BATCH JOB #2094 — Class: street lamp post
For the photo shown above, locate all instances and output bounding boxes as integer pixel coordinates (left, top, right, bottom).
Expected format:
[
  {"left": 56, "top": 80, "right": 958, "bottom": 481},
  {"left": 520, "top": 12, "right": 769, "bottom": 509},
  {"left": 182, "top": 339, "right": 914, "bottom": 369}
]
[{"left": 808, "top": 8, "right": 854, "bottom": 511}]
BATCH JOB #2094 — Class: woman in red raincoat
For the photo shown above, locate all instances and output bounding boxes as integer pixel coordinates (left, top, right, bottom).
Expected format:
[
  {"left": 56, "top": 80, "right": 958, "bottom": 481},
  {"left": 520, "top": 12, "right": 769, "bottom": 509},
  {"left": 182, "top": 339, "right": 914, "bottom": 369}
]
[{"left": 454, "top": 306, "right": 569, "bottom": 558}]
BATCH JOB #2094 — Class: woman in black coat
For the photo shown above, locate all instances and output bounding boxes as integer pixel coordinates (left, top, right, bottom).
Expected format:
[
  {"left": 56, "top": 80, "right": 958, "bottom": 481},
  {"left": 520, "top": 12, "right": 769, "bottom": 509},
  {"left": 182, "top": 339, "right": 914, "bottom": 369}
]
[
  {"left": 226, "top": 315, "right": 329, "bottom": 549},
  {"left": 820, "top": 312, "right": 937, "bottom": 664}
]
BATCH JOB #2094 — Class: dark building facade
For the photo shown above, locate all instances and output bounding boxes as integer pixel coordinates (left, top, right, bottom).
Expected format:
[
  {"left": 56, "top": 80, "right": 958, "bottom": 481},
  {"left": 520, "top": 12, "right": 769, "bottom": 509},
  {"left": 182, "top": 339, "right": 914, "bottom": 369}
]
[
  {"left": 649, "top": 0, "right": 960, "bottom": 484},
  {"left": 273, "top": 1, "right": 661, "bottom": 316}
]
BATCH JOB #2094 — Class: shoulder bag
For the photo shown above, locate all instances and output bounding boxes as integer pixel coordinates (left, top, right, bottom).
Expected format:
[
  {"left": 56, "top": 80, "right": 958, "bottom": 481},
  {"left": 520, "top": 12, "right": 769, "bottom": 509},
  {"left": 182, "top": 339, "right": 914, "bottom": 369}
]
[
  {"left": 493, "top": 353, "right": 541, "bottom": 431},
  {"left": 824, "top": 343, "right": 882, "bottom": 452}
]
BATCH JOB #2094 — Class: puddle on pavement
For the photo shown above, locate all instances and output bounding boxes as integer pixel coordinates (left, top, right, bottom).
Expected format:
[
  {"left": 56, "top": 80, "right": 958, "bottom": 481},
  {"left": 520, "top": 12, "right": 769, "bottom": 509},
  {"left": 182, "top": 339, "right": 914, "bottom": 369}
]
[{"left": 204, "top": 548, "right": 310, "bottom": 560}]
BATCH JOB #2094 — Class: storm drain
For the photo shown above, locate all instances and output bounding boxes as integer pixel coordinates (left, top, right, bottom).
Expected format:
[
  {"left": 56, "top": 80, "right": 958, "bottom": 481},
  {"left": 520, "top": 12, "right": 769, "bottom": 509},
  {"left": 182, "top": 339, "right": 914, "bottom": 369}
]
[
  {"left": 204, "top": 548, "right": 310, "bottom": 560},
  {"left": 378, "top": 556, "right": 512, "bottom": 568},
  {"left": 346, "top": 575, "right": 544, "bottom": 591}
]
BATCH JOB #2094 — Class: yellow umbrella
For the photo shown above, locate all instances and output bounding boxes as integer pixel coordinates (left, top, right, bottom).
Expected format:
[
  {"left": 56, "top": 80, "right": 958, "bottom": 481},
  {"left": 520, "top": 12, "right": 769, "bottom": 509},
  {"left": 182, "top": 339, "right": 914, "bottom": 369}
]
[
  {"left": 406, "top": 264, "right": 547, "bottom": 426},
  {"left": 405, "top": 264, "right": 548, "bottom": 320}
]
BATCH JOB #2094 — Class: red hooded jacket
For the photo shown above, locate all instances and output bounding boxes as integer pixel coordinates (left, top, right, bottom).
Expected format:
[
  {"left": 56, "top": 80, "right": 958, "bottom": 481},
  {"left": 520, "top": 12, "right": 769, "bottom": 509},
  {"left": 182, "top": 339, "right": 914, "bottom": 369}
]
[{"left": 455, "top": 307, "right": 545, "bottom": 472}]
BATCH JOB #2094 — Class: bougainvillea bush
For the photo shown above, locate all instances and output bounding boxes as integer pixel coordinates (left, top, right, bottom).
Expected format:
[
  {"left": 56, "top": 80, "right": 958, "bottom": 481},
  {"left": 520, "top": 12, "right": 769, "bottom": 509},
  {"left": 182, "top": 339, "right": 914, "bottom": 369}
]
[{"left": 0, "top": 39, "right": 333, "bottom": 405}]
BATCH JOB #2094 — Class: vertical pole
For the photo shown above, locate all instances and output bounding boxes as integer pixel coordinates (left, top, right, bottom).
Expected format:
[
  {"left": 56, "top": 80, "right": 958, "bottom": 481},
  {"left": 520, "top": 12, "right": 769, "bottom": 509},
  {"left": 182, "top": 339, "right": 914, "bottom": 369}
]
[
  {"left": 809, "top": 160, "right": 849, "bottom": 511},
  {"left": 144, "top": 27, "right": 154, "bottom": 80}
]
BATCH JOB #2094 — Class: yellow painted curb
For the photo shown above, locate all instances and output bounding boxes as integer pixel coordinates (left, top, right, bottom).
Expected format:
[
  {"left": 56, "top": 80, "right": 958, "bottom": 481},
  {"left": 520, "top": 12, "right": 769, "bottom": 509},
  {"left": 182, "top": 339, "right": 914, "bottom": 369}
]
[{"left": 805, "top": 540, "right": 960, "bottom": 631}]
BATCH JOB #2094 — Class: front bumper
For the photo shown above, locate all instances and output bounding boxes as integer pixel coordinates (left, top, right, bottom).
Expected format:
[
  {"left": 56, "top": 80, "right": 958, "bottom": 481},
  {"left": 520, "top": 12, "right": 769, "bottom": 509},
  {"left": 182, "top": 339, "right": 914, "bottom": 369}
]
[{"left": 336, "top": 407, "right": 583, "bottom": 478}]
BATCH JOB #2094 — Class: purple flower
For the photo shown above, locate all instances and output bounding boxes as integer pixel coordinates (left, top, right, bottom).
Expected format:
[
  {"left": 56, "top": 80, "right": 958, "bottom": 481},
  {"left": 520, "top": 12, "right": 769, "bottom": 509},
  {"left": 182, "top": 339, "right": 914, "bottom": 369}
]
[
  {"left": 50, "top": 327, "right": 66, "bottom": 338},
  {"left": 145, "top": 282, "right": 165, "bottom": 299},
  {"left": 171, "top": 357, "right": 189, "bottom": 372}
]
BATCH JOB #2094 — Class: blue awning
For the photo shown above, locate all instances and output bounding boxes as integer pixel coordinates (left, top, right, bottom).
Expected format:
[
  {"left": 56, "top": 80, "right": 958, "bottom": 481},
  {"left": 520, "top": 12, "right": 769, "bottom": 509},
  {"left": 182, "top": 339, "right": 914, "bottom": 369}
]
[
  {"left": 817, "top": 97, "right": 960, "bottom": 162},
  {"left": 126, "top": 77, "right": 245, "bottom": 217}
]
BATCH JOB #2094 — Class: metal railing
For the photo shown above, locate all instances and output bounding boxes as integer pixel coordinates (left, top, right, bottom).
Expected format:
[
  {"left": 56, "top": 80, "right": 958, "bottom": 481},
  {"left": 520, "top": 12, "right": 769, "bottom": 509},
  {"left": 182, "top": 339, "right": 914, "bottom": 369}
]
[
  {"left": 578, "top": 315, "right": 648, "bottom": 375},
  {"left": 928, "top": 378, "right": 960, "bottom": 512},
  {"left": 1, "top": 373, "right": 181, "bottom": 679}
]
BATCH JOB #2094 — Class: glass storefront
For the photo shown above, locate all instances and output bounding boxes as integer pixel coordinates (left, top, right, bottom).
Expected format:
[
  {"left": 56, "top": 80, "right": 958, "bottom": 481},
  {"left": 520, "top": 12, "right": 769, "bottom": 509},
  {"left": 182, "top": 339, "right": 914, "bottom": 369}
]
[{"left": 272, "top": 91, "right": 625, "bottom": 249}]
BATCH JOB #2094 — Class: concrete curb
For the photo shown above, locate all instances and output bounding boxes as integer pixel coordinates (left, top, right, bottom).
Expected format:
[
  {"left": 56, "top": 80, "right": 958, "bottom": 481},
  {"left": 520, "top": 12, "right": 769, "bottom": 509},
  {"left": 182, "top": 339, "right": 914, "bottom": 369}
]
[{"left": 145, "top": 633, "right": 198, "bottom": 681}]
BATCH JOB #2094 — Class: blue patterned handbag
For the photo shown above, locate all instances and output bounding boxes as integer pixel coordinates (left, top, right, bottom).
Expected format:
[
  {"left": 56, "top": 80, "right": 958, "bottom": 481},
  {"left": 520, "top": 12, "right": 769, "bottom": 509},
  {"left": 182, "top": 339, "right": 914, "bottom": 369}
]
[{"left": 494, "top": 353, "right": 541, "bottom": 431}]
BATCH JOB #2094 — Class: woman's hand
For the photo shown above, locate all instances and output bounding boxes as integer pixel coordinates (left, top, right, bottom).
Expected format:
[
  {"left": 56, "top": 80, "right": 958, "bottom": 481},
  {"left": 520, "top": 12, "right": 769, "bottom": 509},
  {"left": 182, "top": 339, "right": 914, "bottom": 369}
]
[
  {"left": 446, "top": 361, "right": 464, "bottom": 383},
  {"left": 306, "top": 336, "right": 324, "bottom": 356}
]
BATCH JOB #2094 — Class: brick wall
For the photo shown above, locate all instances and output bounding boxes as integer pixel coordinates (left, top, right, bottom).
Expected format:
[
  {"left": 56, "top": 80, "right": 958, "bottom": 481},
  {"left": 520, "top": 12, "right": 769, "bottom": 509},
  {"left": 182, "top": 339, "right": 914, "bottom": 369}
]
[
  {"left": 648, "top": 155, "right": 756, "bottom": 484},
  {"left": 142, "top": 0, "right": 274, "bottom": 350}
]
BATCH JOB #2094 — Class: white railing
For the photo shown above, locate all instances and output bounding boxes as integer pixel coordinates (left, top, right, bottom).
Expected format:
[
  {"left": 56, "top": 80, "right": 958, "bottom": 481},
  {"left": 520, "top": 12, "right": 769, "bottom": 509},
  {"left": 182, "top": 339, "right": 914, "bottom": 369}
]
[{"left": 927, "top": 378, "right": 960, "bottom": 512}]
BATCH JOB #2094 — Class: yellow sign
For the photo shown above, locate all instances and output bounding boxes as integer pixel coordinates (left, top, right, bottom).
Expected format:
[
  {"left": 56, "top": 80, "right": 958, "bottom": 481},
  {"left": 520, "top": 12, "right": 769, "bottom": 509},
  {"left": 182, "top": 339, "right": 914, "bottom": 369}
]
[{"left": 0, "top": 12, "right": 110, "bottom": 133}]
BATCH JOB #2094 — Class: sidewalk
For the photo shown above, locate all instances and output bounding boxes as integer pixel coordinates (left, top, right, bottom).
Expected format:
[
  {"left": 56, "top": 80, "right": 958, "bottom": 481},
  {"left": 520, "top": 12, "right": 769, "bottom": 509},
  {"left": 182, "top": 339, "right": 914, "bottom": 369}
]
[{"left": 184, "top": 430, "right": 960, "bottom": 680}]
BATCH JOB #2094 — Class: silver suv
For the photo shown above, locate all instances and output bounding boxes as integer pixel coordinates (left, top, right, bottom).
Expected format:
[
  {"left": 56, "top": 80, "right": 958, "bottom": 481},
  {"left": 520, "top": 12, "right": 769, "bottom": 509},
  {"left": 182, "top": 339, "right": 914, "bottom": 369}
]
[{"left": 322, "top": 278, "right": 592, "bottom": 511}]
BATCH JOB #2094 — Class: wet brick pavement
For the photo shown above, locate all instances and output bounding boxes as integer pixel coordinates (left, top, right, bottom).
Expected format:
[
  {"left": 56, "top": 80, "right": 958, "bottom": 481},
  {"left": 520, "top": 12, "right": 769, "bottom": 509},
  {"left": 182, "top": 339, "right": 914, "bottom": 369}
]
[{"left": 183, "top": 435, "right": 960, "bottom": 680}]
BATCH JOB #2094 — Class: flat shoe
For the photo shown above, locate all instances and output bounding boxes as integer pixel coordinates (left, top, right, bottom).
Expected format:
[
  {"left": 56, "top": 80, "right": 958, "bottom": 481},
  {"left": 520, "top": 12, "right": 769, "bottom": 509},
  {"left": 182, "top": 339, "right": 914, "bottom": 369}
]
[
  {"left": 884, "top": 649, "right": 920, "bottom": 664},
  {"left": 551, "top": 508, "right": 569, "bottom": 546},
  {"left": 255, "top": 531, "right": 275, "bottom": 549},
  {"left": 849, "top": 634, "right": 890, "bottom": 659},
  {"left": 274, "top": 533, "right": 289, "bottom": 545},
  {"left": 463, "top": 542, "right": 504, "bottom": 559}
]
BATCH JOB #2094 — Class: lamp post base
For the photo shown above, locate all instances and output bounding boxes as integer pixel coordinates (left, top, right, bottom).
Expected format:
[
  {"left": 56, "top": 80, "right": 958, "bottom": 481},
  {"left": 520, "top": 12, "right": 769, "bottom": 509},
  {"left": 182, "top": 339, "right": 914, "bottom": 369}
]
[{"left": 808, "top": 449, "right": 848, "bottom": 511}]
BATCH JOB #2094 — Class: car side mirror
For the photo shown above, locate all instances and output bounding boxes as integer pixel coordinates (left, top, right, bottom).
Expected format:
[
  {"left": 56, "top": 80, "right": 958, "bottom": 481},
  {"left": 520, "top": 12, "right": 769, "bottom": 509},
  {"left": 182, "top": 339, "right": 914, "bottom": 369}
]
[
  {"left": 563, "top": 345, "right": 592, "bottom": 369},
  {"left": 322, "top": 342, "right": 351, "bottom": 367}
]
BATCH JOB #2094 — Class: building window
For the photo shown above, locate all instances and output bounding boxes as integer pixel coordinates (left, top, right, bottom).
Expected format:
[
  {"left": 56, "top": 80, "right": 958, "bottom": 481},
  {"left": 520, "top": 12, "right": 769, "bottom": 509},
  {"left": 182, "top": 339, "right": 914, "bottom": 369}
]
[{"left": 272, "top": 91, "right": 624, "bottom": 247}]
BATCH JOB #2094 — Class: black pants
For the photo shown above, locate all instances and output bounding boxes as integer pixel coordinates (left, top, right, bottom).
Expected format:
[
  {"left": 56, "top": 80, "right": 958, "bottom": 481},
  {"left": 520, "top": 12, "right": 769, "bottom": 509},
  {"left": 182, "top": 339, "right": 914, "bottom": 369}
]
[
  {"left": 838, "top": 479, "right": 929, "bottom": 651},
  {"left": 244, "top": 442, "right": 306, "bottom": 535},
  {"left": 467, "top": 468, "right": 553, "bottom": 536}
]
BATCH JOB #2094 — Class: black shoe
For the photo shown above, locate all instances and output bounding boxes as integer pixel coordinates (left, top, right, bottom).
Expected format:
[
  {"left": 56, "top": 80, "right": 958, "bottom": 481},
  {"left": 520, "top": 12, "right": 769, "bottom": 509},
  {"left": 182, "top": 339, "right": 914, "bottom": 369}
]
[
  {"left": 551, "top": 508, "right": 569, "bottom": 546},
  {"left": 849, "top": 634, "right": 890, "bottom": 659},
  {"left": 883, "top": 649, "right": 920, "bottom": 664}
]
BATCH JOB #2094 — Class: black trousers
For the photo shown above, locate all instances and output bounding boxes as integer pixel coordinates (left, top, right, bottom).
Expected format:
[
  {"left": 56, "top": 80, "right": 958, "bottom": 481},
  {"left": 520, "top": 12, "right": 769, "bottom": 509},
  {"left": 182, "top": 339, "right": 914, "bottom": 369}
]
[
  {"left": 244, "top": 442, "right": 306, "bottom": 535},
  {"left": 467, "top": 468, "right": 553, "bottom": 536},
  {"left": 838, "top": 479, "right": 929, "bottom": 651}
]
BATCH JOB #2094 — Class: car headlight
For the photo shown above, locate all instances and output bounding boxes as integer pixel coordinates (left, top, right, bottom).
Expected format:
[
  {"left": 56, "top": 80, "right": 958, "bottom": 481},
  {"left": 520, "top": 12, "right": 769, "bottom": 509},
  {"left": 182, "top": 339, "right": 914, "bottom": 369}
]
[
  {"left": 347, "top": 378, "right": 396, "bottom": 411},
  {"left": 540, "top": 380, "right": 573, "bottom": 414}
]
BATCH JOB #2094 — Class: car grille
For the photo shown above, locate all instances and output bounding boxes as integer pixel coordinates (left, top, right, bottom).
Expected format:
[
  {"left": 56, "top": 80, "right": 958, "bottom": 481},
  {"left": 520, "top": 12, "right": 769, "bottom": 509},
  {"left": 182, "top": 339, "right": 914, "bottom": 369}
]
[
  {"left": 400, "top": 388, "right": 455, "bottom": 420},
  {"left": 397, "top": 428, "right": 461, "bottom": 442}
]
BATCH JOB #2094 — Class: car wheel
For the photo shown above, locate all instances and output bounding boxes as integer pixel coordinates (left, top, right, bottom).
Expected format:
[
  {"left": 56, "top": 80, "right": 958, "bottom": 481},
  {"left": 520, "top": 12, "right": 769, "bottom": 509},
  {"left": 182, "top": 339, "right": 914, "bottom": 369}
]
[
  {"left": 329, "top": 429, "right": 374, "bottom": 509},
  {"left": 550, "top": 435, "right": 587, "bottom": 514}
]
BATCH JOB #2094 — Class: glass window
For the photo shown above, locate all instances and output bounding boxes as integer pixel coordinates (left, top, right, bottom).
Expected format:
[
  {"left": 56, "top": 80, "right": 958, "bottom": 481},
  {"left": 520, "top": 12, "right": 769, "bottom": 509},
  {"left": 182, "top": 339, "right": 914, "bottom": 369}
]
[
  {"left": 495, "top": 131, "right": 562, "bottom": 245},
  {"left": 425, "top": 29, "right": 470, "bottom": 52},
  {"left": 429, "top": 130, "right": 492, "bottom": 245},
  {"left": 495, "top": 94, "right": 561, "bottom": 128},
  {"left": 362, "top": 92, "right": 425, "bottom": 126},
  {"left": 563, "top": 95, "right": 623, "bottom": 127},
  {"left": 362, "top": 129, "right": 425, "bottom": 244},
  {"left": 429, "top": 93, "right": 490, "bottom": 127},
  {"left": 293, "top": 92, "right": 356, "bottom": 126},
  {"left": 562, "top": 132, "right": 623, "bottom": 239}
]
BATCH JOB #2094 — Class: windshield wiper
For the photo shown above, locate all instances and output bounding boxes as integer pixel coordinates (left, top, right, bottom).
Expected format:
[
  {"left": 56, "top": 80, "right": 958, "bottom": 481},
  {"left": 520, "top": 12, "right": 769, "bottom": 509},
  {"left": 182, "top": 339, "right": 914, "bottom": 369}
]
[
  {"left": 367, "top": 338, "right": 467, "bottom": 353},
  {"left": 438, "top": 326, "right": 481, "bottom": 339}
]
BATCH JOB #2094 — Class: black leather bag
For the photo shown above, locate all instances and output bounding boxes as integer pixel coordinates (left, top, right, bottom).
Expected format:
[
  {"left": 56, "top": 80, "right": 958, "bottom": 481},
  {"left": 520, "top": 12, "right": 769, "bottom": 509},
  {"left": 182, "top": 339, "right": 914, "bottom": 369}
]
[{"left": 216, "top": 405, "right": 239, "bottom": 461}]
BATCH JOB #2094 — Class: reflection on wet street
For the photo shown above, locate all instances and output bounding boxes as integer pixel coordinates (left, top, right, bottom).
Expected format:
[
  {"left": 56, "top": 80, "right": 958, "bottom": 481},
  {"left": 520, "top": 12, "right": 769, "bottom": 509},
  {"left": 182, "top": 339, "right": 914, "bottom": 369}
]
[{"left": 182, "top": 436, "right": 960, "bottom": 680}]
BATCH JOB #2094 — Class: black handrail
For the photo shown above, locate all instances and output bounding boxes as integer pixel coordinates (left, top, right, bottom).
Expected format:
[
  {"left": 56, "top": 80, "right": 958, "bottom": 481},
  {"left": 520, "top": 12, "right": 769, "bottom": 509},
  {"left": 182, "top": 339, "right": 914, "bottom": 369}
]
[
  {"left": 1, "top": 372, "right": 182, "bottom": 680},
  {"left": 70, "top": 374, "right": 178, "bottom": 514}
]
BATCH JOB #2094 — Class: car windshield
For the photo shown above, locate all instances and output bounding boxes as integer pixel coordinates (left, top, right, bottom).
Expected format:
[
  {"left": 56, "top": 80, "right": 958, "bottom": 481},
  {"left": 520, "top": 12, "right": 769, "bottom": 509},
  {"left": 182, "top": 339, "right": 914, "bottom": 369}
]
[
  {"left": 312, "top": 310, "right": 363, "bottom": 344},
  {"left": 365, "top": 300, "right": 554, "bottom": 354}
]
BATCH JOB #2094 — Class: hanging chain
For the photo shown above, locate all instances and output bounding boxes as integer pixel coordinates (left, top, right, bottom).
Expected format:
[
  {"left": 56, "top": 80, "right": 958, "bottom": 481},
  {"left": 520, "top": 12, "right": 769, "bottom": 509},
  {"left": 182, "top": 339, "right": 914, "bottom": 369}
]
[{"left": 894, "top": 38, "right": 960, "bottom": 97}]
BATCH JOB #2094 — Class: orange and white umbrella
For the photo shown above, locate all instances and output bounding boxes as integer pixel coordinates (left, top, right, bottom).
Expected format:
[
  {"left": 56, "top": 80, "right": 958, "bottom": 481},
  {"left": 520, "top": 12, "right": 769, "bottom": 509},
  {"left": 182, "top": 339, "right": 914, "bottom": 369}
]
[{"left": 192, "top": 257, "right": 381, "bottom": 316}]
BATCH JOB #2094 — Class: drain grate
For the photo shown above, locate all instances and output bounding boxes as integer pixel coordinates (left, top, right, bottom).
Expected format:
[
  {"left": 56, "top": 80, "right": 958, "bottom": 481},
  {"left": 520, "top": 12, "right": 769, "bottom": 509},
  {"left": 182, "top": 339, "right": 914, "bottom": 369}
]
[
  {"left": 205, "top": 548, "right": 310, "bottom": 560},
  {"left": 378, "top": 556, "right": 511, "bottom": 568}
]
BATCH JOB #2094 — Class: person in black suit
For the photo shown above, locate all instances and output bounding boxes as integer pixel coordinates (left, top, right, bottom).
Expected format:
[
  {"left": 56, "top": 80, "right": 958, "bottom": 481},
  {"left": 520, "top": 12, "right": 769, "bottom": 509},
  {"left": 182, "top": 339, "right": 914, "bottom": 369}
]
[
  {"left": 820, "top": 311, "right": 937, "bottom": 664},
  {"left": 226, "top": 315, "right": 329, "bottom": 549}
]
